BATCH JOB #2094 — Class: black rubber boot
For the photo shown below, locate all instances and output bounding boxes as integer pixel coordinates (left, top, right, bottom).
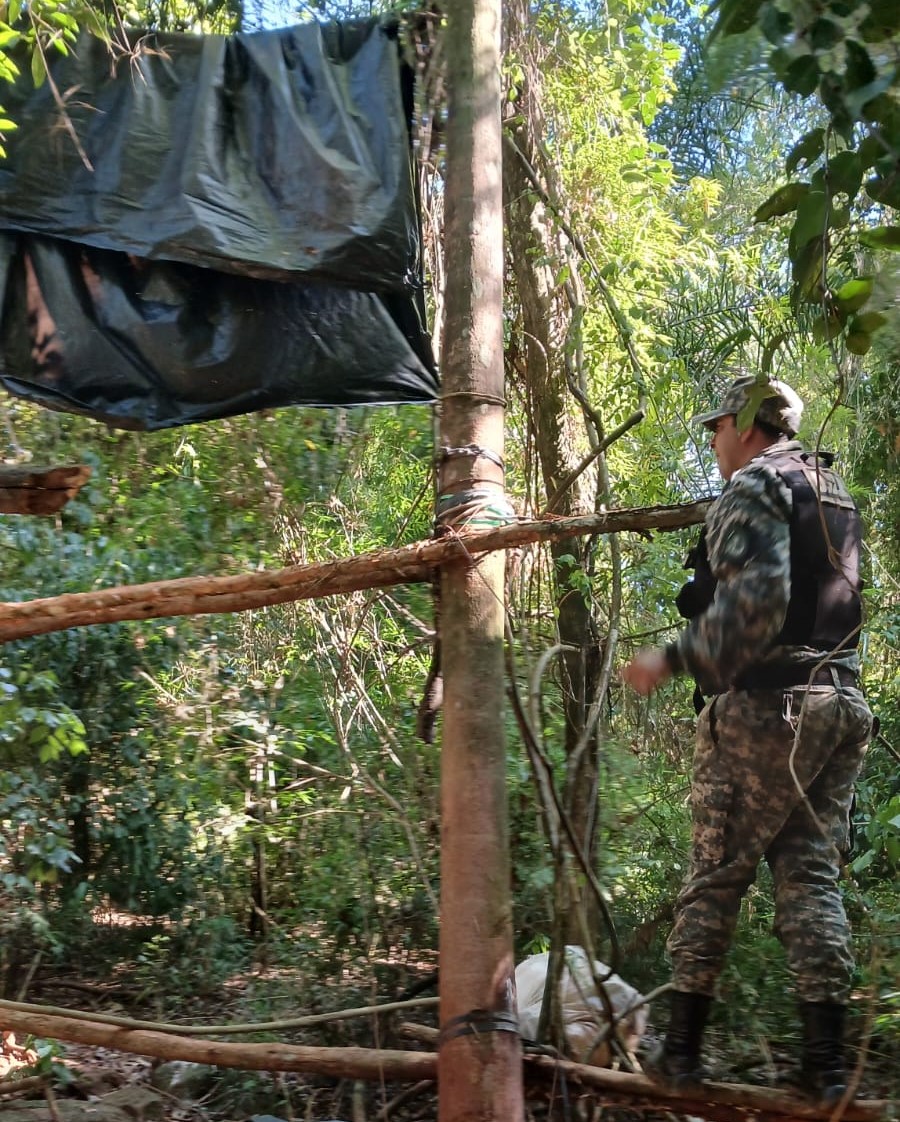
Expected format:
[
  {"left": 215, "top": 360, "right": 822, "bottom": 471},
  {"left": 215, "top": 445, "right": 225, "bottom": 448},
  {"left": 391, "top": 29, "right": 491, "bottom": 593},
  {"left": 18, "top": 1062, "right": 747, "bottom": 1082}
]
[
  {"left": 644, "top": 990, "right": 712, "bottom": 1090},
  {"left": 799, "top": 1002, "right": 849, "bottom": 1107}
]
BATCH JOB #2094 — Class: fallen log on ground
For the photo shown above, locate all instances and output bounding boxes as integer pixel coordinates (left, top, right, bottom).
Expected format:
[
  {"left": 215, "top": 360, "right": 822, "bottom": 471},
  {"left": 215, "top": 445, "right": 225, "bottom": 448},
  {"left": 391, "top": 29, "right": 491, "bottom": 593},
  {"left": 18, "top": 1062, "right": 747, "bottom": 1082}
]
[
  {"left": 0, "top": 1007, "right": 889, "bottom": 1122},
  {"left": 0, "top": 499, "right": 711, "bottom": 643},
  {"left": 0, "top": 1074, "right": 49, "bottom": 1098},
  {"left": 398, "top": 1020, "right": 891, "bottom": 1122},
  {"left": 0, "top": 464, "right": 91, "bottom": 515},
  {"left": 527, "top": 1054, "right": 891, "bottom": 1122},
  {"left": 0, "top": 1007, "right": 436, "bottom": 1082}
]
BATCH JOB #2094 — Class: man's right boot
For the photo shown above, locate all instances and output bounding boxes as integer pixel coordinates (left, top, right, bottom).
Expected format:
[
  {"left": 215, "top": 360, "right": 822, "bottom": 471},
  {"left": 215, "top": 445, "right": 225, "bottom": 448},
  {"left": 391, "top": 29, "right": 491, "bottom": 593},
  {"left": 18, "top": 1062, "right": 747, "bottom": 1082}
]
[
  {"left": 799, "top": 1001, "right": 849, "bottom": 1107},
  {"left": 644, "top": 990, "right": 712, "bottom": 1090}
]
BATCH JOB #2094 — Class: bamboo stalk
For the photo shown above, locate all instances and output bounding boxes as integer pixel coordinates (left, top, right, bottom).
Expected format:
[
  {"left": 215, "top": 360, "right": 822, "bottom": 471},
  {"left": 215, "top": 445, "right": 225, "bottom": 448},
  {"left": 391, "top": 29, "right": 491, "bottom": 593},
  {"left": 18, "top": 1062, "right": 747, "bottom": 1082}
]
[{"left": 0, "top": 500, "right": 710, "bottom": 643}]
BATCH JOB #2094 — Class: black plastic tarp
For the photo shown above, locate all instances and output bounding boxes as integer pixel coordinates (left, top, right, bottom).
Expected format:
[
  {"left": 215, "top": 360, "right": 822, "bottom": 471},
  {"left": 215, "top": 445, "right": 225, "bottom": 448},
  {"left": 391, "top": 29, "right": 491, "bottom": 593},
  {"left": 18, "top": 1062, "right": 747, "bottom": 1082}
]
[{"left": 0, "top": 19, "right": 438, "bottom": 429}]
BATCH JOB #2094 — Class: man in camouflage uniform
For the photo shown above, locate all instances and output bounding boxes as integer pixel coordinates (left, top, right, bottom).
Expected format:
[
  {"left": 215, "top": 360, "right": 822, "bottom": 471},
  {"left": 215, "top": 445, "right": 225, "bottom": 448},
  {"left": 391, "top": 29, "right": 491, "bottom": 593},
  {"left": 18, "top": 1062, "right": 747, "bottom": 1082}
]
[{"left": 622, "top": 376, "right": 873, "bottom": 1105}]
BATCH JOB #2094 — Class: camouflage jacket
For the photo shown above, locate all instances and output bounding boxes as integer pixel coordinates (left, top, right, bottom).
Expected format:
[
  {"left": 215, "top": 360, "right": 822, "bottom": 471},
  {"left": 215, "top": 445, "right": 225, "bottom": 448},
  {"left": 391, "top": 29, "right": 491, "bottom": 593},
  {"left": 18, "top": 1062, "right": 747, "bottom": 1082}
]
[{"left": 666, "top": 441, "right": 860, "bottom": 694}]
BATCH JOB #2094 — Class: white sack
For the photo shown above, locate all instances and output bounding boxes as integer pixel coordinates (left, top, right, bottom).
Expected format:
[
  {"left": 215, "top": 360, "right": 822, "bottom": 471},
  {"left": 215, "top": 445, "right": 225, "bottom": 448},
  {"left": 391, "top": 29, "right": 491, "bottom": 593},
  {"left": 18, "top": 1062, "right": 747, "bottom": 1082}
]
[{"left": 515, "top": 945, "right": 648, "bottom": 1065}]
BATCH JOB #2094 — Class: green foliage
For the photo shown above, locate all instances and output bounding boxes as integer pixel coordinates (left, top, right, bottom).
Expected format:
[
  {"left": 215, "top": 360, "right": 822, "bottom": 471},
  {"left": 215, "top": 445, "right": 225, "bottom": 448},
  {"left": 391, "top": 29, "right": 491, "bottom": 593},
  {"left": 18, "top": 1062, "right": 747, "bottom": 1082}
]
[
  {"left": 0, "top": 460, "right": 251, "bottom": 914},
  {"left": 596, "top": 722, "right": 693, "bottom": 933},
  {"left": 0, "top": 0, "right": 110, "bottom": 156},
  {"left": 711, "top": 0, "right": 900, "bottom": 348},
  {"left": 133, "top": 914, "right": 250, "bottom": 997},
  {"left": 0, "top": 773, "right": 80, "bottom": 886},
  {"left": 852, "top": 791, "right": 900, "bottom": 878},
  {"left": 0, "top": 666, "right": 86, "bottom": 889},
  {"left": 0, "top": 665, "right": 87, "bottom": 766},
  {"left": 28, "top": 1037, "right": 74, "bottom": 1087},
  {"left": 118, "top": 0, "right": 242, "bottom": 32},
  {"left": 860, "top": 225, "right": 900, "bottom": 250},
  {"left": 0, "top": 397, "right": 441, "bottom": 967}
]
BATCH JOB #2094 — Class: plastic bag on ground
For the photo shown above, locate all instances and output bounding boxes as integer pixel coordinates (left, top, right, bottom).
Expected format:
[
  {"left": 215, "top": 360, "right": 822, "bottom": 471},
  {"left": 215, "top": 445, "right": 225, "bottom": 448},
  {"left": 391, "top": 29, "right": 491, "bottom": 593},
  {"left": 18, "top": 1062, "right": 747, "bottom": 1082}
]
[{"left": 516, "top": 945, "right": 649, "bottom": 1066}]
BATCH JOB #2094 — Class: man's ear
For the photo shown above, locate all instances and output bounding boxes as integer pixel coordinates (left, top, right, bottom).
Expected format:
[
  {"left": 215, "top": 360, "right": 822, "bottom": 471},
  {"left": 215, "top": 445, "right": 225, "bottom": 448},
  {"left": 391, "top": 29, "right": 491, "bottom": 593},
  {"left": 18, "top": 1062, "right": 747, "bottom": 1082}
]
[{"left": 738, "top": 424, "right": 757, "bottom": 445}]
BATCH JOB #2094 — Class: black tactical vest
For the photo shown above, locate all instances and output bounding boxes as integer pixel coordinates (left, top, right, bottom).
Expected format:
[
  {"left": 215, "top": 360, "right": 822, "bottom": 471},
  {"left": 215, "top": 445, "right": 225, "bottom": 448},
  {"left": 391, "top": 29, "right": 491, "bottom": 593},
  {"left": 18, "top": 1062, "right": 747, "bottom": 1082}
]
[
  {"left": 772, "top": 448, "right": 863, "bottom": 649},
  {"left": 677, "top": 449, "right": 863, "bottom": 650}
]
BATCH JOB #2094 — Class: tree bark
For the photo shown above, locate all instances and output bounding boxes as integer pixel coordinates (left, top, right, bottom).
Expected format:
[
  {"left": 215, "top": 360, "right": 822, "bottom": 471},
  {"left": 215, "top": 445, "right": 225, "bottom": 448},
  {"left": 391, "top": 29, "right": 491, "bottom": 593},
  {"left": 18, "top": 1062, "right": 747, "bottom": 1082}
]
[
  {"left": 0, "top": 501, "right": 710, "bottom": 643},
  {"left": 437, "top": 1, "right": 524, "bottom": 1119}
]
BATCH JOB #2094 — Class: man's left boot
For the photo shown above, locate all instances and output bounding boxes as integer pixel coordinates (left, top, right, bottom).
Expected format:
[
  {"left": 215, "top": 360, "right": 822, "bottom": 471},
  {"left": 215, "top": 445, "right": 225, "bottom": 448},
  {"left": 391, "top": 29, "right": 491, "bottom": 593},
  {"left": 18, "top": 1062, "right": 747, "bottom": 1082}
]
[
  {"left": 799, "top": 1001, "right": 849, "bottom": 1107},
  {"left": 644, "top": 990, "right": 712, "bottom": 1090}
]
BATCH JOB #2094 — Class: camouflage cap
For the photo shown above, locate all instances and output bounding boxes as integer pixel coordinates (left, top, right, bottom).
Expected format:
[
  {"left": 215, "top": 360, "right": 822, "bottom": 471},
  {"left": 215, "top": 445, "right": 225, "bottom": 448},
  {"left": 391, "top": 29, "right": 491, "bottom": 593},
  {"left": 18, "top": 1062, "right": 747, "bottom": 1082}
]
[{"left": 693, "top": 375, "right": 804, "bottom": 437}]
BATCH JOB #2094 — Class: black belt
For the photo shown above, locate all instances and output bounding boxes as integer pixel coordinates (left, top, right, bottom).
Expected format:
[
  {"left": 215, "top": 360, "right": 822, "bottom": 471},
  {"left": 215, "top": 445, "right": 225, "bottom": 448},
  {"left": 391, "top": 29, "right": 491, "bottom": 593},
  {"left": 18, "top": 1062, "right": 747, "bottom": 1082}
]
[{"left": 733, "top": 664, "right": 859, "bottom": 691}]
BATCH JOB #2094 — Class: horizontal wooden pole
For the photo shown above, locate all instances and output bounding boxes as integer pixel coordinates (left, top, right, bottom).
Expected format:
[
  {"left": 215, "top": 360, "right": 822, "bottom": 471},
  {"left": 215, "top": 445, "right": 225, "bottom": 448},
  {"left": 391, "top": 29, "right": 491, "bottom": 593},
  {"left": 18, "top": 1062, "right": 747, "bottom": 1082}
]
[
  {"left": 0, "top": 500, "right": 711, "bottom": 643},
  {"left": 0, "top": 1008, "right": 436, "bottom": 1082}
]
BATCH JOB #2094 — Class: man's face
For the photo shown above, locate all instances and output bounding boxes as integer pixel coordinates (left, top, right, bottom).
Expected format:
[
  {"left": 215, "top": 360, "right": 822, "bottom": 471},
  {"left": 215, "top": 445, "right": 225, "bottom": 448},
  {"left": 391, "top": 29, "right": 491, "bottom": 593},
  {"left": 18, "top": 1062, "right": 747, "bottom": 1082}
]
[{"left": 709, "top": 414, "right": 743, "bottom": 480}]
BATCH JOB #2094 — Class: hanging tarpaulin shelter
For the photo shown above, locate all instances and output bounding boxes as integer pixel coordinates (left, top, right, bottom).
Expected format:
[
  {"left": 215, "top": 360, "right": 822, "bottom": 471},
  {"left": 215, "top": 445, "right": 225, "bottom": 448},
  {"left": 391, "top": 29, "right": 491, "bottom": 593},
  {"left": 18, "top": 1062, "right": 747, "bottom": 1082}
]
[{"left": 0, "top": 19, "right": 438, "bottom": 430}]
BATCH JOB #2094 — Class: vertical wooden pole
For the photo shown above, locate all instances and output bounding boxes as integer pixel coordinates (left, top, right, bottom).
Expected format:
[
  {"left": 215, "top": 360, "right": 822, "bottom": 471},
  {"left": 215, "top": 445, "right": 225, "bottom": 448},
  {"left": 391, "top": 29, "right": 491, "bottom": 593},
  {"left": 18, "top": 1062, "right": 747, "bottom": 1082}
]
[{"left": 438, "top": 2, "right": 524, "bottom": 1120}]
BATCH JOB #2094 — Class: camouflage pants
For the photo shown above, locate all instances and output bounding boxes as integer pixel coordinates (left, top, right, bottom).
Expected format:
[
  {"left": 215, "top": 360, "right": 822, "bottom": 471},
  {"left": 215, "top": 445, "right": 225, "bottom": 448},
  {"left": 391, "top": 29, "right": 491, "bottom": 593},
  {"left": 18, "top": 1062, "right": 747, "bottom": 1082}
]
[{"left": 668, "top": 685, "right": 872, "bottom": 1004}]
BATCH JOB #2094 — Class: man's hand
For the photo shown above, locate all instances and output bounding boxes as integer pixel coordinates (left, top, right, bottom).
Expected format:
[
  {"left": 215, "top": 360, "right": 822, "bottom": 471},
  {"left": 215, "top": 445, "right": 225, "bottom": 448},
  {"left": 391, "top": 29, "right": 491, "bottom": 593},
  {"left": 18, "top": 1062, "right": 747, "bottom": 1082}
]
[{"left": 621, "top": 647, "right": 672, "bottom": 696}]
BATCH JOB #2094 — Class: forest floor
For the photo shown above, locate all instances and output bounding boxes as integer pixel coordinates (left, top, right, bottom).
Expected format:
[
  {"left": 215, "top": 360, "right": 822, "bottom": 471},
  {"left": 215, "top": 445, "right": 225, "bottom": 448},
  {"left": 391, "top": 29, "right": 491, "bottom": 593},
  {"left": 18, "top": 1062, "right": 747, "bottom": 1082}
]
[{"left": 0, "top": 915, "right": 896, "bottom": 1122}]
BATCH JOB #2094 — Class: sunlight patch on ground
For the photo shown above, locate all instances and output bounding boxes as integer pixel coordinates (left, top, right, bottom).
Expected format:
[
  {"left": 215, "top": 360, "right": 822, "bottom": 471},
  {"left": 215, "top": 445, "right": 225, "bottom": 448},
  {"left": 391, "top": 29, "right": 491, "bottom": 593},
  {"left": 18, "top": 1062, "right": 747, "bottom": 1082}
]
[{"left": 89, "top": 905, "right": 173, "bottom": 929}]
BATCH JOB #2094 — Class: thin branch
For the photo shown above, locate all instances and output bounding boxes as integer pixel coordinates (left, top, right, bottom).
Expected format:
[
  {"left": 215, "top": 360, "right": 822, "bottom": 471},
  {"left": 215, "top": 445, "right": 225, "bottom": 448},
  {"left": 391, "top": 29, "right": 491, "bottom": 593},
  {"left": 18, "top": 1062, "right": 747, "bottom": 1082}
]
[
  {"left": 528, "top": 643, "right": 579, "bottom": 749},
  {"left": 543, "top": 409, "right": 646, "bottom": 515},
  {"left": 0, "top": 996, "right": 438, "bottom": 1037},
  {"left": 506, "top": 631, "right": 564, "bottom": 854},
  {"left": 509, "top": 638, "right": 623, "bottom": 969},
  {"left": 0, "top": 1076, "right": 49, "bottom": 1099},
  {"left": 27, "top": 17, "right": 94, "bottom": 172},
  {"left": 373, "top": 1079, "right": 434, "bottom": 1120}
]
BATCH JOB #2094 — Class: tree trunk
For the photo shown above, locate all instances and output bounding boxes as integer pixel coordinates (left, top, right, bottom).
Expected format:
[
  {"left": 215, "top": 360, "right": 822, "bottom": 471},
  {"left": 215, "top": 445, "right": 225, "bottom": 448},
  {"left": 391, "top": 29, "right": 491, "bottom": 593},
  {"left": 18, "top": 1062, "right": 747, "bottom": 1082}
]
[
  {"left": 437, "top": 2, "right": 524, "bottom": 1119},
  {"left": 504, "top": 0, "right": 601, "bottom": 837},
  {"left": 503, "top": 0, "right": 611, "bottom": 1052}
]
